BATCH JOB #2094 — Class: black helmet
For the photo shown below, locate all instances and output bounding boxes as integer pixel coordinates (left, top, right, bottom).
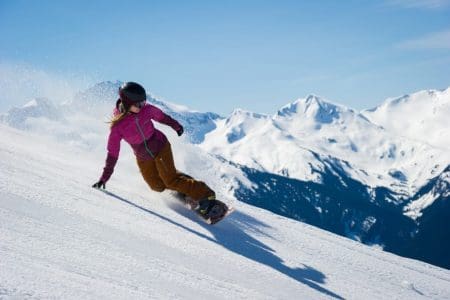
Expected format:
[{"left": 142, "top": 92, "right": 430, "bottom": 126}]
[{"left": 119, "top": 82, "right": 146, "bottom": 106}]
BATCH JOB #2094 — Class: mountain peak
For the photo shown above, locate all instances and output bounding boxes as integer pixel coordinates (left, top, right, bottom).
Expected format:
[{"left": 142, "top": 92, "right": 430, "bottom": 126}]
[
  {"left": 276, "top": 94, "right": 349, "bottom": 124},
  {"left": 74, "top": 80, "right": 123, "bottom": 106},
  {"left": 1, "top": 97, "right": 62, "bottom": 129},
  {"left": 23, "top": 97, "right": 46, "bottom": 107},
  {"left": 361, "top": 86, "right": 450, "bottom": 150},
  {"left": 230, "top": 108, "right": 267, "bottom": 119},
  {"left": 366, "top": 87, "right": 450, "bottom": 113},
  {"left": 225, "top": 108, "right": 268, "bottom": 125},
  {"left": 305, "top": 94, "right": 322, "bottom": 103}
]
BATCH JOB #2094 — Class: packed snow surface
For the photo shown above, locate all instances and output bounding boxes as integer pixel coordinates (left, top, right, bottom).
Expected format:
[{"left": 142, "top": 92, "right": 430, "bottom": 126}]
[{"left": 1, "top": 125, "right": 450, "bottom": 299}]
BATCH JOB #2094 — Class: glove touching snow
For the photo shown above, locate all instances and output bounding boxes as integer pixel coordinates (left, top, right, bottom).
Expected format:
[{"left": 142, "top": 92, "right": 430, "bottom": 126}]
[{"left": 92, "top": 180, "right": 105, "bottom": 189}]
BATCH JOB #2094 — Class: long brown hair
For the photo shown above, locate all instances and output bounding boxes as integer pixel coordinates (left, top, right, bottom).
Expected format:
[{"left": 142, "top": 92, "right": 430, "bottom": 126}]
[
  {"left": 109, "top": 112, "right": 128, "bottom": 128},
  {"left": 108, "top": 100, "right": 128, "bottom": 128}
]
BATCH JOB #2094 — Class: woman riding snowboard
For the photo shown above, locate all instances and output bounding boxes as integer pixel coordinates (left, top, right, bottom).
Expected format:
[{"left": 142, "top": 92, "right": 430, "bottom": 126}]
[{"left": 93, "top": 82, "right": 227, "bottom": 222}]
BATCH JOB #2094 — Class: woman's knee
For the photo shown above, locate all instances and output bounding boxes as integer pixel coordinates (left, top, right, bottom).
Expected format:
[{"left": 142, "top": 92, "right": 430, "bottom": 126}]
[{"left": 149, "top": 184, "right": 166, "bottom": 192}]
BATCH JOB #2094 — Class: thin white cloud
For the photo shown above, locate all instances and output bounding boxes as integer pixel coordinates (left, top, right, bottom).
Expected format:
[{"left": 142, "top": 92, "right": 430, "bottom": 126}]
[
  {"left": 396, "top": 29, "right": 450, "bottom": 49},
  {"left": 385, "top": 0, "right": 450, "bottom": 9}
]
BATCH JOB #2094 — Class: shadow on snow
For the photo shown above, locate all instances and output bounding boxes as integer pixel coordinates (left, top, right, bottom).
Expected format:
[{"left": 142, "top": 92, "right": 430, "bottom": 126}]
[{"left": 100, "top": 189, "right": 344, "bottom": 299}]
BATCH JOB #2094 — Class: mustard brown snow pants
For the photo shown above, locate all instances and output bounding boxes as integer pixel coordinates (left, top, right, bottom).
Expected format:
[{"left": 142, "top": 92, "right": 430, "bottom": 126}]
[{"left": 136, "top": 142, "right": 215, "bottom": 201}]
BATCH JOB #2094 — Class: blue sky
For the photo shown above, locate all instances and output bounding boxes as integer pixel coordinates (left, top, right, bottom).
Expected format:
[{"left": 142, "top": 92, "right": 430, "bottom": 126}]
[{"left": 1, "top": 0, "right": 449, "bottom": 115}]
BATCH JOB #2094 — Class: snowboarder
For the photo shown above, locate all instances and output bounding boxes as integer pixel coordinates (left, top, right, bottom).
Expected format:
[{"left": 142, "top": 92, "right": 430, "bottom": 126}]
[{"left": 93, "top": 82, "right": 228, "bottom": 222}]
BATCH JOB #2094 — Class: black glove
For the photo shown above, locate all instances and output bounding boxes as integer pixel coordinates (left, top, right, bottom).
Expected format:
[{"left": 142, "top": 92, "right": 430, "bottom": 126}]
[
  {"left": 92, "top": 180, "right": 105, "bottom": 189},
  {"left": 176, "top": 126, "right": 184, "bottom": 137}
]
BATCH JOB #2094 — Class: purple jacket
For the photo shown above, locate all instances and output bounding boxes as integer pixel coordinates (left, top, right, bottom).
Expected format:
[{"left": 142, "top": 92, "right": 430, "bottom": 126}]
[{"left": 100, "top": 103, "right": 182, "bottom": 182}]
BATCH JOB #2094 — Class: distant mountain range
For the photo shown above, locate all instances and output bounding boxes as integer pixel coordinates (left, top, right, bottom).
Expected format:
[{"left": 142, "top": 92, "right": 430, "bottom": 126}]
[
  {"left": 0, "top": 97, "right": 64, "bottom": 130},
  {"left": 1, "top": 81, "right": 449, "bottom": 269}
]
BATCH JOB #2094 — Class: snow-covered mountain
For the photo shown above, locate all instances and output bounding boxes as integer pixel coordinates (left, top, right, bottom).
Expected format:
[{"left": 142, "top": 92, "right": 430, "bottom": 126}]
[
  {"left": 362, "top": 88, "right": 450, "bottom": 150},
  {"left": 201, "top": 94, "right": 449, "bottom": 197},
  {"left": 2, "top": 124, "right": 450, "bottom": 299},
  {"left": 71, "top": 80, "right": 122, "bottom": 110},
  {"left": 0, "top": 97, "right": 63, "bottom": 129},
  {"left": 1, "top": 82, "right": 449, "bottom": 270}
]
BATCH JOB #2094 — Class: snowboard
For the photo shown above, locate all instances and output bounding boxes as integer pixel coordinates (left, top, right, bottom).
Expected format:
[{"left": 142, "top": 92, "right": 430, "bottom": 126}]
[{"left": 174, "top": 192, "right": 234, "bottom": 225}]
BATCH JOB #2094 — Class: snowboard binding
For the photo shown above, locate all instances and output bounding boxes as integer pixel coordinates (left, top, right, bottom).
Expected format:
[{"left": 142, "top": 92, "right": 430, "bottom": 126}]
[
  {"left": 196, "top": 199, "right": 229, "bottom": 224},
  {"left": 174, "top": 191, "right": 231, "bottom": 225}
]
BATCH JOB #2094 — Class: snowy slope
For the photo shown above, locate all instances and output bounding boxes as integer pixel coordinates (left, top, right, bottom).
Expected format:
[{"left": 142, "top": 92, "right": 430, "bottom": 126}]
[{"left": 1, "top": 125, "right": 450, "bottom": 299}]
